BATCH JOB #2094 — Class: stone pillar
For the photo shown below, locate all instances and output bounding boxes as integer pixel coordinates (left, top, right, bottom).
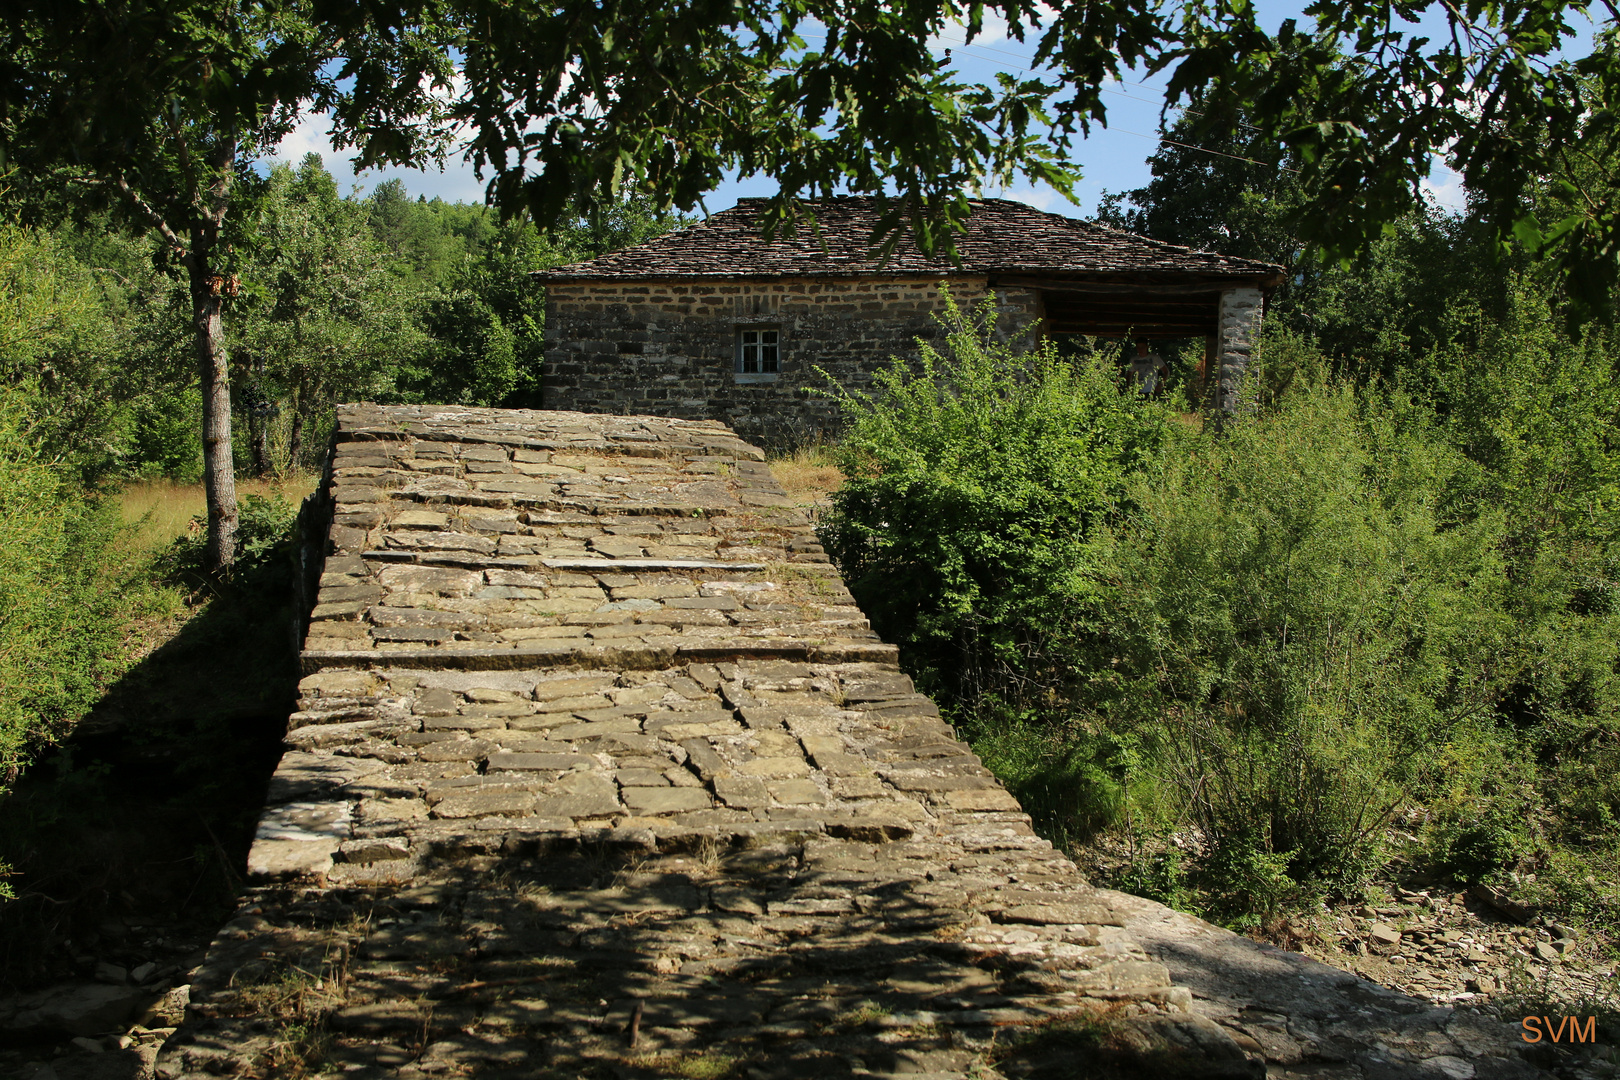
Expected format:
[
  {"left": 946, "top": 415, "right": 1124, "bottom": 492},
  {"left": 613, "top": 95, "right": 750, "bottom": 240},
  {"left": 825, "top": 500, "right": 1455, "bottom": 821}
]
[
  {"left": 990, "top": 287, "right": 1046, "bottom": 352},
  {"left": 1213, "top": 286, "right": 1263, "bottom": 416}
]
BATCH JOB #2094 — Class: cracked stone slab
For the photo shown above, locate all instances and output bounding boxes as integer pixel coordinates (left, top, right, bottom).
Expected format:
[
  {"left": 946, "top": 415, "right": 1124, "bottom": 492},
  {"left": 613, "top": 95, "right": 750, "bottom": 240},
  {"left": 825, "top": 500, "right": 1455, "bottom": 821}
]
[{"left": 1105, "top": 889, "right": 1559, "bottom": 1079}]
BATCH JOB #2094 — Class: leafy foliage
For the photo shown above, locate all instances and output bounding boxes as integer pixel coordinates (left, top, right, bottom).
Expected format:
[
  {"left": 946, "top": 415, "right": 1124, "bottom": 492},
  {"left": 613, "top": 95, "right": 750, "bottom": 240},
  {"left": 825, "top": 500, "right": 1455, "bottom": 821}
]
[
  {"left": 0, "top": 161, "right": 681, "bottom": 481},
  {"left": 824, "top": 289, "right": 1620, "bottom": 930},
  {"left": 1159, "top": 5, "right": 1620, "bottom": 318},
  {"left": 155, "top": 491, "right": 298, "bottom": 598},
  {"left": 820, "top": 295, "right": 1167, "bottom": 715},
  {"left": 1104, "top": 382, "right": 1514, "bottom": 902},
  {"left": 232, "top": 156, "right": 429, "bottom": 473},
  {"left": 0, "top": 404, "right": 130, "bottom": 791},
  {"left": 0, "top": 226, "right": 155, "bottom": 808},
  {"left": 0, "top": 223, "right": 142, "bottom": 480}
]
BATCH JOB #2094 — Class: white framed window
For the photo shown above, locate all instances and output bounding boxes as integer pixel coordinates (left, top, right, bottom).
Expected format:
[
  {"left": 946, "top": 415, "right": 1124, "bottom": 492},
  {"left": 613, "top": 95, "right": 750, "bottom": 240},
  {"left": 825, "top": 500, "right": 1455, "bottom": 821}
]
[{"left": 735, "top": 327, "right": 780, "bottom": 378}]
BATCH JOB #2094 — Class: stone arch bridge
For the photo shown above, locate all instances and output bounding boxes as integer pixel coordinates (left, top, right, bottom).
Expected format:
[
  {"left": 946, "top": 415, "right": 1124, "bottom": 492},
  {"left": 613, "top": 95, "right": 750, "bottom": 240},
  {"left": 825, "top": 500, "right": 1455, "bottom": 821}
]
[{"left": 154, "top": 406, "right": 1561, "bottom": 1080}]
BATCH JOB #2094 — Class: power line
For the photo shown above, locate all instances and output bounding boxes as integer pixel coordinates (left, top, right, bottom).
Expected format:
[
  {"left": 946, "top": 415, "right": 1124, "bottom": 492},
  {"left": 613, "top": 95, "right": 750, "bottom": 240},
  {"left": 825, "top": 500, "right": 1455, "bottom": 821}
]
[
  {"left": 794, "top": 28, "right": 1296, "bottom": 177},
  {"left": 1105, "top": 126, "right": 1302, "bottom": 173}
]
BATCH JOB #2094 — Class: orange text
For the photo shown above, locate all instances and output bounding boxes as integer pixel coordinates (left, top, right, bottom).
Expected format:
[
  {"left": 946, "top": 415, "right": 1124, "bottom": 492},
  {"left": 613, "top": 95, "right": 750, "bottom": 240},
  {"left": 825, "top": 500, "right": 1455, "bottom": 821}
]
[{"left": 1521, "top": 1016, "right": 1598, "bottom": 1043}]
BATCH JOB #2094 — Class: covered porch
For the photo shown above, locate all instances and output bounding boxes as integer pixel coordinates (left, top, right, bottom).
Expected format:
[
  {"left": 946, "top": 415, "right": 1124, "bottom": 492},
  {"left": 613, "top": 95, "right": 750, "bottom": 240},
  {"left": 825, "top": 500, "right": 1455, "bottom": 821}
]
[{"left": 991, "top": 269, "right": 1284, "bottom": 413}]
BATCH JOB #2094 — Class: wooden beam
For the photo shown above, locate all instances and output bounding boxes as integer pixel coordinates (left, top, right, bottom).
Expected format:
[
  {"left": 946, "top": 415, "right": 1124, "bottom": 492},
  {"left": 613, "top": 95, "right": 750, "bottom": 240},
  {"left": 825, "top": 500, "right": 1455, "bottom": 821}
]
[
  {"left": 993, "top": 275, "right": 1267, "bottom": 295},
  {"left": 1047, "top": 323, "right": 1217, "bottom": 335},
  {"left": 1045, "top": 302, "right": 1219, "bottom": 318}
]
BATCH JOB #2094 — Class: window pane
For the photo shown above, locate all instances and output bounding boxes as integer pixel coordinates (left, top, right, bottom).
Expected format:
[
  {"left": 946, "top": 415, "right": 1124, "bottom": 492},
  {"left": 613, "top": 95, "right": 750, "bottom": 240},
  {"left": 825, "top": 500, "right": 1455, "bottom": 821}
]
[{"left": 736, "top": 327, "right": 779, "bottom": 375}]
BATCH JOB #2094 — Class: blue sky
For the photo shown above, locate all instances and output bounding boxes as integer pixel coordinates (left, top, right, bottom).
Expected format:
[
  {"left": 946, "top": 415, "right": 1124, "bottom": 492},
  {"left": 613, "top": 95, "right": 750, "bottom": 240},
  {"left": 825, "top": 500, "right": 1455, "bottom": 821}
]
[{"left": 271, "top": 3, "right": 1600, "bottom": 219}]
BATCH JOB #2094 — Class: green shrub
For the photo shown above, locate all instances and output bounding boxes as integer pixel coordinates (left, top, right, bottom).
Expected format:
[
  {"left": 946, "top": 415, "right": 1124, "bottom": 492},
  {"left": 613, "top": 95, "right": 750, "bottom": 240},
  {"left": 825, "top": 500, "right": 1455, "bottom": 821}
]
[
  {"left": 0, "top": 223, "right": 138, "bottom": 481},
  {"left": 156, "top": 491, "right": 298, "bottom": 594},
  {"left": 1115, "top": 843, "right": 1193, "bottom": 911},
  {"left": 1431, "top": 808, "right": 1533, "bottom": 884},
  {"left": 0, "top": 398, "right": 134, "bottom": 797},
  {"left": 1101, "top": 381, "right": 1517, "bottom": 900},
  {"left": 971, "top": 722, "right": 1136, "bottom": 845},
  {"left": 1194, "top": 832, "right": 1305, "bottom": 924},
  {"left": 819, "top": 293, "right": 1169, "bottom": 718}
]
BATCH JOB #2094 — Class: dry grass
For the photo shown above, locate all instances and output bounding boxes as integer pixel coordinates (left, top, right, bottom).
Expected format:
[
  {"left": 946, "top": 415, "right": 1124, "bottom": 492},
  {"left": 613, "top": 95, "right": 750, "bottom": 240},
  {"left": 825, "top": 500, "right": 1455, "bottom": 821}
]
[
  {"left": 768, "top": 446, "right": 843, "bottom": 510},
  {"left": 119, "top": 475, "right": 318, "bottom": 551}
]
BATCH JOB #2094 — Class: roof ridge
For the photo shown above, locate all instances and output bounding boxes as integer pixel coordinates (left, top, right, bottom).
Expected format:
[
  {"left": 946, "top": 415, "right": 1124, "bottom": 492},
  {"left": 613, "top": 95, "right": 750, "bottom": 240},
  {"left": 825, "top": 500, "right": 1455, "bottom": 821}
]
[{"left": 534, "top": 197, "right": 1285, "bottom": 282}]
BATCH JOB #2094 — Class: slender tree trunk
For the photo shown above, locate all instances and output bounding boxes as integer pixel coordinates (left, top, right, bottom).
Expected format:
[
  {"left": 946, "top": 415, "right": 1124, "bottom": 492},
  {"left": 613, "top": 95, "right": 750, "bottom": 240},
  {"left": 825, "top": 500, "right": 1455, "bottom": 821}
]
[
  {"left": 247, "top": 408, "right": 270, "bottom": 479},
  {"left": 190, "top": 248, "right": 238, "bottom": 570},
  {"left": 188, "top": 131, "right": 240, "bottom": 573},
  {"left": 287, "top": 403, "right": 305, "bottom": 476}
]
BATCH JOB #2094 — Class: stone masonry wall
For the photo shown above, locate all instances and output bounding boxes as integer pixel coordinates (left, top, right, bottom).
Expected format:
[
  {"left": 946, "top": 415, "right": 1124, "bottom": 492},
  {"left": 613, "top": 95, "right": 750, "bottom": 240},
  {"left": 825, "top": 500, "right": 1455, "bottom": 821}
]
[
  {"left": 1213, "top": 286, "right": 1263, "bottom": 416},
  {"left": 542, "top": 278, "right": 1044, "bottom": 449},
  {"left": 154, "top": 405, "right": 1260, "bottom": 1080}
]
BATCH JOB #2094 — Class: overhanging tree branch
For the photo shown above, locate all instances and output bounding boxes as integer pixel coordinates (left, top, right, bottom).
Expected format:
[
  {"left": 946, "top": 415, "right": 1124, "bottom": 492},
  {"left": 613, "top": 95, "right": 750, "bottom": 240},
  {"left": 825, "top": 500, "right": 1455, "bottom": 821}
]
[{"left": 111, "top": 172, "right": 185, "bottom": 253}]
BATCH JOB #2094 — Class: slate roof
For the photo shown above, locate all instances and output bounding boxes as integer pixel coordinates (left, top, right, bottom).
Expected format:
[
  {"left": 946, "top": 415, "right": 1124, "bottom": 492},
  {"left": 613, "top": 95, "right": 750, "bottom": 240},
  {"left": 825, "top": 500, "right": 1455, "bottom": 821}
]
[{"left": 534, "top": 196, "right": 1284, "bottom": 283}]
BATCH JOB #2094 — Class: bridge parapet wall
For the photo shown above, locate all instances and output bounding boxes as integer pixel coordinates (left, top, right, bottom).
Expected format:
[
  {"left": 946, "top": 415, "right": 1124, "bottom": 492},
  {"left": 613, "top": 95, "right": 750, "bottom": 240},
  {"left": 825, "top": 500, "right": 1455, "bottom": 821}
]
[{"left": 156, "top": 405, "right": 1258, "bottom": 1080}]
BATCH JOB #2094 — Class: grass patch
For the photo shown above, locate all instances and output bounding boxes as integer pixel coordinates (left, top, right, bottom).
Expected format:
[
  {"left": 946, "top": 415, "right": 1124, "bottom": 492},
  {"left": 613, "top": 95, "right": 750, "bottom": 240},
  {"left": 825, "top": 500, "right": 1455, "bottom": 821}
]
[
  {"left": 829, "top": 1000, "right": 890, "bottom": 1029},
  {"left": 767, "top": 443, "right": 841, "bottom": 509},
  {"left": 230, "top": 944, "right": 352, "bottom": 1080},
  {"left": 622, "top": 1051, "right": 746, "bottom": 1080},
  {"left": 119, "top": 474, "right": 317, "bottom": 552}
]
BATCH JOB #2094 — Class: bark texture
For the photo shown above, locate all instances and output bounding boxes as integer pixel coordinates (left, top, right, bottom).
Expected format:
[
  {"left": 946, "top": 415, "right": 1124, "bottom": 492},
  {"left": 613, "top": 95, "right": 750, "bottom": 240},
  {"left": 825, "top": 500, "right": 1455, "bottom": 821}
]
[
  {"left": 186, "top": 132, "right": 241, "bottom": 572},
  {"left": 190, "top": 256, "right": 238, "bottom": 571}
]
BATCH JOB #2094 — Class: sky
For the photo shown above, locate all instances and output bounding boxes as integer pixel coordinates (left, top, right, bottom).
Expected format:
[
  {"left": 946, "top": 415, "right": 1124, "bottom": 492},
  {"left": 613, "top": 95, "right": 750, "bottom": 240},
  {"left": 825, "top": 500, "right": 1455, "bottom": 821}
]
[{"left": 270, "top": 2, "right": 1598, "bottom": 220}]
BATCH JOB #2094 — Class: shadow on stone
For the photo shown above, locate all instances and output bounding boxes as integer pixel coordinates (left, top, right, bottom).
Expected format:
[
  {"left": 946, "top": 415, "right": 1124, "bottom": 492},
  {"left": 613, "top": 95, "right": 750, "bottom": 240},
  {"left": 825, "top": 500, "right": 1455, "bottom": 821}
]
[
  {"left": 0, "top": 569, "right": 296, "bottom": 999},
  {"left": 158, "top": 846, "right": 1263, "bottom": 1080}
]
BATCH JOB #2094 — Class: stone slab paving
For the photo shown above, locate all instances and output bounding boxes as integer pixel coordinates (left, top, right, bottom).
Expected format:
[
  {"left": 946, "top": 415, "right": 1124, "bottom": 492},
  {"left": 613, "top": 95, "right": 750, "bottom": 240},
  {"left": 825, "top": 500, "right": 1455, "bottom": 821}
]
[
  {"left": 153, "top": 406, "right": 1258, "bottom": 1080},
  {"left": 1111, "top": 892, "right": 1614, "bottom": 1079}
]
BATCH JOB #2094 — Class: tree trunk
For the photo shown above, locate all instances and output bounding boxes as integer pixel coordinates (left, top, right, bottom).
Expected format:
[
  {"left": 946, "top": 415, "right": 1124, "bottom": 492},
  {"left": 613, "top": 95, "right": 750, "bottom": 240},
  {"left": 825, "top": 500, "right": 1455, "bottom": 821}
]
[
  {"left": 287, "top": 400, "right": 304, "bottom": 475},
  {"left": 188, "top": 131, "right": 240, "bottom": 573},
  {"left": 190, "top": 248, "right": 238, "bottom": 571},
  {"left": 249, "top": 409, "right": 270, "bottom": 478}
]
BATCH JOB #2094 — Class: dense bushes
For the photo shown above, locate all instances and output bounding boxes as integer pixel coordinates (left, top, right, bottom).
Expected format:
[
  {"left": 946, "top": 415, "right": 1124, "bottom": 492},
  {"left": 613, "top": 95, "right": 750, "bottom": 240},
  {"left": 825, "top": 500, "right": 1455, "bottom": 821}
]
[
  {"left": 822, "top": 292, "right": 1620, "bottom": 930},
  {"left": 820, "top": 296, "right": 1168, "bottom": 714},
  {"left": 0, "top": 225, "right": 153, "bottom": 804},
  {"left": 0, "top": 403, "right": 124, "bottom": 782},
  {"left": 1103, "top": 386, "right": 1516, "bottom": 911}
]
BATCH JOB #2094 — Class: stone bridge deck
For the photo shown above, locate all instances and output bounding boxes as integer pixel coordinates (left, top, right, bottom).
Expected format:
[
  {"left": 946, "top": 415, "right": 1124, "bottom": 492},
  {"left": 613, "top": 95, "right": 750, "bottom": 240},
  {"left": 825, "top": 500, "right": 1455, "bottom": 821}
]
[
  {"left": 154, "top": 406, "right": 1578, "bottom": 1080},
  {"left": 156, "top": 405, "right": 1256, "bottom": 1080}
]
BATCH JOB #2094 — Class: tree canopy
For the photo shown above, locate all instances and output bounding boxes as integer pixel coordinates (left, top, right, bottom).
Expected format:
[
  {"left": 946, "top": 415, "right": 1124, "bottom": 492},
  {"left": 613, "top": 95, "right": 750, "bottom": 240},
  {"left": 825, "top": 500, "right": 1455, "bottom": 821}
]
[
  {"left": 2, "top": 0, "right": 1615, "bottom": 568},
  {"left": 8, "top": 2, "right": 1611, "bottom": 281}
]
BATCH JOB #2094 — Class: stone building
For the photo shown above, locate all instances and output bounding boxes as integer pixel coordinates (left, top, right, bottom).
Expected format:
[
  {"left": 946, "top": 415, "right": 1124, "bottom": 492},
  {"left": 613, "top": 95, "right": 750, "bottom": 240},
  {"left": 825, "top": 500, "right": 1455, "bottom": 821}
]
[{"left": 536, "top": 197, "right": 1285, "bottom": 446}]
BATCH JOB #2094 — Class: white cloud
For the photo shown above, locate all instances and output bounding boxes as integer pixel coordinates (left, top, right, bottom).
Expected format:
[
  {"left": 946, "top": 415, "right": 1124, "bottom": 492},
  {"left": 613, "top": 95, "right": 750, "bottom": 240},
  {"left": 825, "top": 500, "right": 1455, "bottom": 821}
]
[
  {"left": 979, "top": 182, "right": 1081, "bottom": 215},
  {"left": 997, "top": 185, "right": 1058, "bottom": 210},
  {"left": 1421, "top": 160, "right": 1468, "bottom": 213},
  {"left": 929, "top": 3, "right": 1055, "bottom": 52},
  {"left": 270, "top": 109, "right": 334, "bottom": 163},
  {"left": 265, "top": 108, "right": 488, "bottom": 203}
]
